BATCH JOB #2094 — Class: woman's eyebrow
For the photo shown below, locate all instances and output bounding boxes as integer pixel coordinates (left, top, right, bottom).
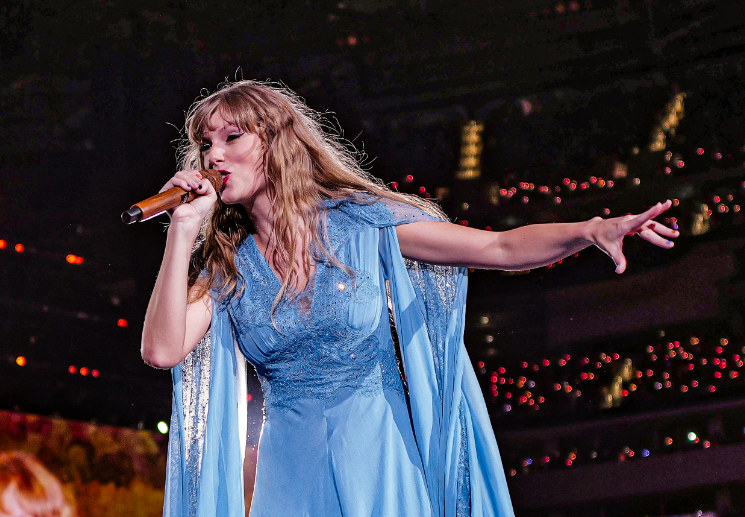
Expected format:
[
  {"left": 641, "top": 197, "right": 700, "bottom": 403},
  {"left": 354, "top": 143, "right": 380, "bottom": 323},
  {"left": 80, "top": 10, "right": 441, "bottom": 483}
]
[{"left": 203, "top": 124, "right": 240, "bottom": 136}]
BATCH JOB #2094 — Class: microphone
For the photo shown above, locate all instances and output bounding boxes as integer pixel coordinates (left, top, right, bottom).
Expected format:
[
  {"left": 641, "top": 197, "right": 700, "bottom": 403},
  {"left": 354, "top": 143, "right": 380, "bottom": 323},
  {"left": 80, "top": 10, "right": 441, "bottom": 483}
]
[{"left": 121, "top": 169, "right": 225, "bottom": 224}]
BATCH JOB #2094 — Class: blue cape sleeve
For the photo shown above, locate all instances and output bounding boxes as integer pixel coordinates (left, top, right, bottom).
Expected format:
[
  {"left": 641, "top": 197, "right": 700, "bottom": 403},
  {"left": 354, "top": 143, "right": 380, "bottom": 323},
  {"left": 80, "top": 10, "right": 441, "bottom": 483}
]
[
  {"left": 164, "top": 303, "right": 246, "bottom": 517},
  {"left": 379, "top": 225, "right": 515, "bottom": 517}
]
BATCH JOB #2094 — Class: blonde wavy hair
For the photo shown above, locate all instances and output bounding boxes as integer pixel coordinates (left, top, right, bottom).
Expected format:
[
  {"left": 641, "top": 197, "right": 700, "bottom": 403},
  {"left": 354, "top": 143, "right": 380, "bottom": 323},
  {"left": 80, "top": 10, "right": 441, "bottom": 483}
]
[{"left": 179, "top": 80, "right": 446, "bottom": 316}]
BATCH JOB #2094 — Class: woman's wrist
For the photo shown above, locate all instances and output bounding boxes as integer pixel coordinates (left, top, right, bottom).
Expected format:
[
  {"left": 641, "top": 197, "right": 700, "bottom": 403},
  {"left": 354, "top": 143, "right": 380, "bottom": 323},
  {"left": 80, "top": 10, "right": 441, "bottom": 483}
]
[
  {"left": 582, "top": 216, "right": 604, "bottom": 247},
  {"left": 166, "top": 219, "right": 201, "bottom": 255}
]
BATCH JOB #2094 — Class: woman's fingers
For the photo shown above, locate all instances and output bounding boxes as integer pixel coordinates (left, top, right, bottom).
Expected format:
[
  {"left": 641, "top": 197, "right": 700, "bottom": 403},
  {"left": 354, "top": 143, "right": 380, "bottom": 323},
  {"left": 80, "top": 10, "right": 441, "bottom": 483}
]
[
  {"left": 637, "top": 228, "right": 675, "bottom": 248},
  {"left": 623, "top": 200, "right": 671, "bottom": 233},
  {"left": 160, "top": 170, "right": 206, "bottom": 193},
  {"left": 645, "top": 220, "right": 679, "bottom": 239},
  {"left": 618, "top": 200, "right": 676, "bottom": 240},
  {"left": 610, "top": 245, "right": 627, "bottom": 274}
]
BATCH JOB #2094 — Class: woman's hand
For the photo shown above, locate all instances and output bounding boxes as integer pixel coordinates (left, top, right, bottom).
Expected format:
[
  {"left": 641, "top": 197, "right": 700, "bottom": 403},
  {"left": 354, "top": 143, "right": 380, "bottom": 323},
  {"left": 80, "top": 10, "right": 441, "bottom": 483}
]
[
  {"left": 590, "top": 200, "right": 678, "bottom": 274},
  {"left": 160, "top": 170, "right": 218, "bottom": 231}
]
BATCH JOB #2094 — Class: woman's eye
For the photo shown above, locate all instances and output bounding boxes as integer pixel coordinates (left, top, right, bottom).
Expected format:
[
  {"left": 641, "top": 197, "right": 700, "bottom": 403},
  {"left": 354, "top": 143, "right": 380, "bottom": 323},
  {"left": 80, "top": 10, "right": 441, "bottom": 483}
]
[
  {"left": 227, "top": 133, "right": 244, "bottom": 142},
  {"left": 200, "top": 142, "right": 212, "bottom": 152}
]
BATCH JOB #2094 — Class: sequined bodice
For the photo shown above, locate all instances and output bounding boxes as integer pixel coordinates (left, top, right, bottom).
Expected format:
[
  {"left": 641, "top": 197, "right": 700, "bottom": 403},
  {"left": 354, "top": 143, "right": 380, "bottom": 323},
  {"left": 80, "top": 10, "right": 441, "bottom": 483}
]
[{"left": 228, "top": 199, "right": 428, "bottom": 411}]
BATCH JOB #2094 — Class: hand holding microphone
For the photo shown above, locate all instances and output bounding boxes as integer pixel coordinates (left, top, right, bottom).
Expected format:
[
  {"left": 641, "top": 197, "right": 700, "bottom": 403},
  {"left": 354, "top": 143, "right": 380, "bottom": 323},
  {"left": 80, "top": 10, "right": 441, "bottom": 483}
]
[{"left": 121, "top": 169, "right": 225, "bottom": 224}]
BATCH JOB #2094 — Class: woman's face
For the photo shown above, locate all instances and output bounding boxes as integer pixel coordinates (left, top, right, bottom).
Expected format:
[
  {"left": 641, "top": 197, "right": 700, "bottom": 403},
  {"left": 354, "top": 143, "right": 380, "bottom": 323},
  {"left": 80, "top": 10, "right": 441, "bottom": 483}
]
[{"left": 201, "top": 110, "right": 269, "bottom": 208}]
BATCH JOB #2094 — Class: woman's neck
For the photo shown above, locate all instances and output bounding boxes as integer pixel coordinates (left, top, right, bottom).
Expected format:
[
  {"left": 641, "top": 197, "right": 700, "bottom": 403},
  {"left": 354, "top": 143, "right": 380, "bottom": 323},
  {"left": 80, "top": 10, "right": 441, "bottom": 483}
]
[{"left": 243, "top": 195, "right": 275, "bottom": 248}]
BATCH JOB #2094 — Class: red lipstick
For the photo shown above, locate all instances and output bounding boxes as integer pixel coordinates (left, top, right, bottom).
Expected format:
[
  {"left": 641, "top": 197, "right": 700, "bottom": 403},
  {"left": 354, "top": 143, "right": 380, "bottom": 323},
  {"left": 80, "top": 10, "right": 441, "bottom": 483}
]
[{"left": 218, "top": 169, "right": 230, "bottom": 188}]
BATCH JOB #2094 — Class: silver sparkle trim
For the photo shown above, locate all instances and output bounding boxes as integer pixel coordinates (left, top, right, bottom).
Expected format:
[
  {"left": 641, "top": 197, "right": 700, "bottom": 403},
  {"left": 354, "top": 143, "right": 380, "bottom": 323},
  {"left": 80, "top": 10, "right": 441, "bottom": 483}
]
[{"left": 180, "top": 330, "right": 212, "bottom": 517}]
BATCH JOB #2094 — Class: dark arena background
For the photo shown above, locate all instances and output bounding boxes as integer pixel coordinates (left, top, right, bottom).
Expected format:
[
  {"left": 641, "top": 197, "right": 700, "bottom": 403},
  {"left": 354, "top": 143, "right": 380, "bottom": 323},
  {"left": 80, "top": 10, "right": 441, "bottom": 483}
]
[{"left": 2, "top": 0, "right": 745, "bottom": 515}]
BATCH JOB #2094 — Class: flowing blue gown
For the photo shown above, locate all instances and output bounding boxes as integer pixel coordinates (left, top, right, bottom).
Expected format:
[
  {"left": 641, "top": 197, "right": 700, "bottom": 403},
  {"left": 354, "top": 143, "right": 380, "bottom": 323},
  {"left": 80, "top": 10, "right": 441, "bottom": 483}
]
[{"left": 163, "top": 197, "right": 515, "bottom": 517}]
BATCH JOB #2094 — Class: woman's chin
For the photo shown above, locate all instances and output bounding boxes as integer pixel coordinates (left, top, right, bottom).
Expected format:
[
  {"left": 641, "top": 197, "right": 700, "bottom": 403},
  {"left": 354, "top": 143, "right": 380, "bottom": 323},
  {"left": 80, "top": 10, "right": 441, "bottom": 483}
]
[{"left": 220, "top": 191, "right": 236, "bottom": 205}]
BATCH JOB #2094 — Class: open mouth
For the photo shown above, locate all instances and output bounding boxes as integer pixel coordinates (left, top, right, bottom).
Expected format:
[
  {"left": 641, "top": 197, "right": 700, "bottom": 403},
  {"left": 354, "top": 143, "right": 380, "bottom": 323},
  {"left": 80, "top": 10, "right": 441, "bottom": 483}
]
[{"left": 217, "top": 169, "right": 231, "bottom": 188}]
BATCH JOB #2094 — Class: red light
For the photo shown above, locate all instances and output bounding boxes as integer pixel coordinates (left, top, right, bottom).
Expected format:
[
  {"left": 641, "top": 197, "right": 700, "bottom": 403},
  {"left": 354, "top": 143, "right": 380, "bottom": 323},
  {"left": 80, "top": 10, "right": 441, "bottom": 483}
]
[
  {"left": 490, "top": 376, "right": 498, "bottom": 383},
  {"left": 0, "top": 240, "right": 6, "bottom": 249},
  {"left": 498, "top": 367, "right": 505, "bottom": 374},
  {"left": 92, "top": 369, "right": 99, "bottom": 378},
  {"left": 405, "top": 175, "right": 413, "bottom": 182},
  {"left": 460, "top": 221, "right": 468, "bottom": 226},
  {"left": 80, "top": 367, "right": 88, "bottom": 376},
  {"left": 563, "top": 178, "right": 570, "bottom": 185},
  {"left": 75, "top": 256, "right": 84, "bottom": 265},
  {"left": 485, "top": 226, "right": 492, "bottom": 231},
  {"left": 15, "top": 356, "right": 26, "bottom": 366},
  {"left": 15, "top": 244, "right": 24, "bottom": 253},
  {"left": 697, "top": 148, "right": 704, "bottom": 155},
  {"left": 708, "top": 385, "right": 716, "bottom": 392},
  {"left": 590, "top": 176, "right": 597, "bottom": 183},
  {"left": 418, "top": 186, "right": 426, "bottom": 193},
  {"left": 542, "top": 359, "right": 550, "bottom": 367},
  {"left": 677, "top": 160, "right": 685, "bottom": 168},
  {"left": 622, "top": 389, "right": 629, "bottom": 397},
  {"left": 117, "top": 319, "right": 128, "bottom": 328},
  {"left": 247, "top": 393, "right": 253, "bottom": 402},
  {"left": 68, "top": 366, "right": 76, "bottom": 374},
  {"left": 66, "top": 254, "right": 77, "bottom": 264},
  {"left": 478, "top": 361, "right": 485, "bottom": 368},
  {"left": 390, "top": 182, "right": 398, "bottom": 189}
]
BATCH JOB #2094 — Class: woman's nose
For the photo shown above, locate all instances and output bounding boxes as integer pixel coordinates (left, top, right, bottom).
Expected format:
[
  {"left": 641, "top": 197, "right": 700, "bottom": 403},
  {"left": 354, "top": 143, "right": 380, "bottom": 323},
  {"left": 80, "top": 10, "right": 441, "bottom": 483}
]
[{"left": 207, "top": 148, "right": 224, "bottom": 167}]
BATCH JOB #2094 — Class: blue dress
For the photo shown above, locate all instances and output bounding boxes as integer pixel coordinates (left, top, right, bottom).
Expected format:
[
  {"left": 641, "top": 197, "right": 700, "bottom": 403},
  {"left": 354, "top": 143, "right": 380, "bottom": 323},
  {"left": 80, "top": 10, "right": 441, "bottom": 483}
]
[{"left": 163, "top": 198, "right": 515, "bottom": 517}]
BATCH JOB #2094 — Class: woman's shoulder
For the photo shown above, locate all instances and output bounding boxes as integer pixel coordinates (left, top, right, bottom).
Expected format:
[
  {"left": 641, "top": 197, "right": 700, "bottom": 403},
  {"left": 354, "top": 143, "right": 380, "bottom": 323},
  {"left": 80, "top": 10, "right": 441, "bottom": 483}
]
[
  {"left": 324, "top": 193, "right": 444, "bottom": 229},
  {"left": 320, "top": 193, "right": 444, "bottom": 253}
]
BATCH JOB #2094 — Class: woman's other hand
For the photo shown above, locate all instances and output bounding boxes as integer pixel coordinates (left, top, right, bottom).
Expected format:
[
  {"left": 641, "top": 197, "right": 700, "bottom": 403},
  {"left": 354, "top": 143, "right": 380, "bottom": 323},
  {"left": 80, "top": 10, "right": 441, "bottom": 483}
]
[{"left": 590, "top": 199, "right": 678, "bottom": 274}]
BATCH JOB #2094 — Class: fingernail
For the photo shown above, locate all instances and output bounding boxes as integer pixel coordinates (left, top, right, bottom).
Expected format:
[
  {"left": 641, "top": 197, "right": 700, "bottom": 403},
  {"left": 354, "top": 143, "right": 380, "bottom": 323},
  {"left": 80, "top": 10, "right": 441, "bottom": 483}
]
[
  {"left": 667, "top": 240, "right": 673, "bottom": 245},
  {"left": 196, "top": 173, "right": 202, "bottom": 179}
]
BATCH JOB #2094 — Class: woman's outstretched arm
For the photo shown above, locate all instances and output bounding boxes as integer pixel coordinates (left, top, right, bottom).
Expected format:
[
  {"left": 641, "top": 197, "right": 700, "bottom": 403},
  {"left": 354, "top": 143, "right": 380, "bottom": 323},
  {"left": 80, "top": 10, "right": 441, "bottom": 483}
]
[
  {"left": 141, "top": 170, "right": 216, "bottom": 369},
  {"left": 396, "top": 200, "right": 678, "bottom": 273}
]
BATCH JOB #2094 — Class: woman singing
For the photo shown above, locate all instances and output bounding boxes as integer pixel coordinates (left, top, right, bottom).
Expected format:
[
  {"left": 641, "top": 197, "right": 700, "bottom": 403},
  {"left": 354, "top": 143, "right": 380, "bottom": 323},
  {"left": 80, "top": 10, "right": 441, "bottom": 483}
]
[{"left": 141, "top": 80, "right": 677, "bottom": 517}]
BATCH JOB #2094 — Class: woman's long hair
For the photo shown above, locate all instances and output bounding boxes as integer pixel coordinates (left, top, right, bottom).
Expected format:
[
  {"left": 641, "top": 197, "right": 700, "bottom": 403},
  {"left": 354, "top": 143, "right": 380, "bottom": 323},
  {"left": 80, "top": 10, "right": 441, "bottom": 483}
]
[{"left": 178, "top": 80, "right": 446, "bottom": 317}]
